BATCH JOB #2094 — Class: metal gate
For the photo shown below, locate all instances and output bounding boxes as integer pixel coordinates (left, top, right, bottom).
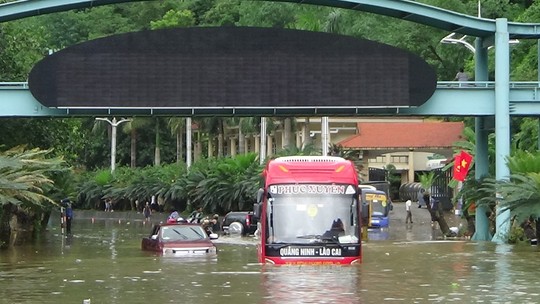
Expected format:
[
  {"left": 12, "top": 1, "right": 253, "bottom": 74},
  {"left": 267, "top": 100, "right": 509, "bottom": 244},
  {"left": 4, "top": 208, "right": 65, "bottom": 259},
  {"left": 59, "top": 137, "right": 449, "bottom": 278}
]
[
  {"left": 431, "top": 168, "right": 453, "bottom": 211},
  {"left": 368, "top": 167, "right": 386, "bottom": 182}
]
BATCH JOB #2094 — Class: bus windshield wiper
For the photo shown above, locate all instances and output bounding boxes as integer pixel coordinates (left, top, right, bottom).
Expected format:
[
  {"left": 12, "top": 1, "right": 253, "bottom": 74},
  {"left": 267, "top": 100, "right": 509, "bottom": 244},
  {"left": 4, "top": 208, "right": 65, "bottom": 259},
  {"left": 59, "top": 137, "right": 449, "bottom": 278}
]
[
  {"left": 296, "top": 234, "right": 340, "bottom": 244},
  {"left": 296, "top": 234, "right": 322, "bottom": 239},
  {"left": 320, "top": 236, "right": 341, "bottom": 244}
]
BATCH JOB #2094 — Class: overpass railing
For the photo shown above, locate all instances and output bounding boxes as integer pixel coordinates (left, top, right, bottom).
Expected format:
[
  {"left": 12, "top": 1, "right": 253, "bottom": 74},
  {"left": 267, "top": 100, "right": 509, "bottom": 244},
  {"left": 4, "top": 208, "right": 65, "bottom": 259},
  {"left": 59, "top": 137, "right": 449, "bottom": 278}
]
[
  {"left": 3, "top": 81, "right": 540, "bottom": 90},
  {"left": 2, "top": 81, "right": 540, "bottom": 117}
]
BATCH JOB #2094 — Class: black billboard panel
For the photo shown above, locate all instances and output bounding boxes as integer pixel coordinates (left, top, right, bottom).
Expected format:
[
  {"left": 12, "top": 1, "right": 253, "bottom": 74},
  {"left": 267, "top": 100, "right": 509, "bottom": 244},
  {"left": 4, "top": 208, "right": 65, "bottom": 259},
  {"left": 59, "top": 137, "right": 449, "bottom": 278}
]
[{"left": 28, "top": 27, "right": 436, "bottom": 108}]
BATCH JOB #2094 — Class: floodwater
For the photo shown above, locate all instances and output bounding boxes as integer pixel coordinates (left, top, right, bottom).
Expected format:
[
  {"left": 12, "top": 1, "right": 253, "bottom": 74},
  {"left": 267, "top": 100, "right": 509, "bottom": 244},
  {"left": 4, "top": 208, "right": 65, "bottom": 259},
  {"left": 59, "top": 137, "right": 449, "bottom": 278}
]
[{"left": 1, "top": 207, "right": 540, "bottom": 304}]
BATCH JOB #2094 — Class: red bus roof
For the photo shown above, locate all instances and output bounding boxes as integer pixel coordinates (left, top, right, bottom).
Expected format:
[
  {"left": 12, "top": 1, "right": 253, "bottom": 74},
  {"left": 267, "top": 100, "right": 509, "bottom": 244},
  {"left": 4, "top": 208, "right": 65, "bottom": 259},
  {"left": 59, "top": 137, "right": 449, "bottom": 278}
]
[{"left": 264, "top": 156, "right": 358, "bottom": 185}]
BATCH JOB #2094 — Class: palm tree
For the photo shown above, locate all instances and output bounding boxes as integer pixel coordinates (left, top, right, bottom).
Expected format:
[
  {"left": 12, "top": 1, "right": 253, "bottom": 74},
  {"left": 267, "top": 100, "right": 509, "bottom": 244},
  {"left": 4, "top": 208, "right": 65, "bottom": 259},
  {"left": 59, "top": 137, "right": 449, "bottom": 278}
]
[
  {"left": 122, "top": 117, "right": 152, "bottom": 168},
  {"left": 193, "top": 117, "right": 222, "bottom": 159},
  {"left": 228, "top": 117, "right": 260, "bottom": 155},
  {"left": 282, "top": 117, "right": 295, "bottom": 150},
  {"left": 167, "top": 117, "right": 185, "bottom": 164},
  {"left": 0, "top": 146, "right": 66, "bottom": 248},
  {"left": 478, "top": 151, "right": 540, "bottom": 242},
  {"left": 268, "top": 117, "right": 297, "bottom": 153},
  {"left": 154, "top": 117, "right": 161, "bottom": 166},
  {"left": 322, "top": 8, "right": 342, "bottom": 34},
  {"left": 458, "top": 176, "right": 493, "bottom": 237},
  {"left": 182, "top": 154, "right": 262, "bottom": 213}
]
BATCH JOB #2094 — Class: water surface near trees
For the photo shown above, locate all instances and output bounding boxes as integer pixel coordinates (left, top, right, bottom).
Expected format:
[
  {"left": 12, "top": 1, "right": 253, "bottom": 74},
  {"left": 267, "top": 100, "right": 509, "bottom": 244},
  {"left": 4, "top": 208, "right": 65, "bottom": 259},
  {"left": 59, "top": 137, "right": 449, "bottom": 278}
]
[{"left": 1, "top": 211, "right": 539, "bottom": 303}]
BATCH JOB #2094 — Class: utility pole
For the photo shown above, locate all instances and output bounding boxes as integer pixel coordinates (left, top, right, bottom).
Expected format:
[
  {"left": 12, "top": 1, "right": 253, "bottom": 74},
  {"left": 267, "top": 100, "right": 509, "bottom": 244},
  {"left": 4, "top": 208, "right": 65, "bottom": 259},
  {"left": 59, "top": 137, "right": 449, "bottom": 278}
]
[{"left": 96, "top": 117, "right": 131, "bottom": 173}]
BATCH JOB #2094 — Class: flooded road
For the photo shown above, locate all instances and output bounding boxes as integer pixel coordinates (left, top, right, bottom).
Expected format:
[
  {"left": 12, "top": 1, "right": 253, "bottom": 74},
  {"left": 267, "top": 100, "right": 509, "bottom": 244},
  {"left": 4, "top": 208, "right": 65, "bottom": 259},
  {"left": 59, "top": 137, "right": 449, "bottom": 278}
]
[{"left": 1, "top": 207, "right": 540, "bottom": 303}]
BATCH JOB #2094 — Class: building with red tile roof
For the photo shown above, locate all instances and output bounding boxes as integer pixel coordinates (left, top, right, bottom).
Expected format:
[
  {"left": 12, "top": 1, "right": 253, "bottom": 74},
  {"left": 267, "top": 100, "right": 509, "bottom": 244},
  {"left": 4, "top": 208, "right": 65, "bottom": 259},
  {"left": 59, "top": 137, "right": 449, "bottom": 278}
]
[
  {"left": 336, "top": 121, "right": 465, "bottom": 183},
  {"left": 337, "top": 121, "right": 465, "bottom": 152}
]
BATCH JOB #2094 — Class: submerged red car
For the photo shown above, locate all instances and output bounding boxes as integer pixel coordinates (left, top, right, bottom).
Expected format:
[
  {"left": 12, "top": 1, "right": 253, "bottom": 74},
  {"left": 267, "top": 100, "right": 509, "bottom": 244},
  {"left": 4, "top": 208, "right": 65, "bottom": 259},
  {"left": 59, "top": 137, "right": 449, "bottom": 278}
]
[{"left": 141, "top": 222, "right": 218, "bottom": 256}]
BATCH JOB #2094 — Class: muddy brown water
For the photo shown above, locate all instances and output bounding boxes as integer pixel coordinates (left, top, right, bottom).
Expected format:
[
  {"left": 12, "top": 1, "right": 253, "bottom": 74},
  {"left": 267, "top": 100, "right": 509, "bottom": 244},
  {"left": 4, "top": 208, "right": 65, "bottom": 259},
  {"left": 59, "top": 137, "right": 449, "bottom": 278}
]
[{"left": 1, "top": 206, "right": 539, "bottom": 304}]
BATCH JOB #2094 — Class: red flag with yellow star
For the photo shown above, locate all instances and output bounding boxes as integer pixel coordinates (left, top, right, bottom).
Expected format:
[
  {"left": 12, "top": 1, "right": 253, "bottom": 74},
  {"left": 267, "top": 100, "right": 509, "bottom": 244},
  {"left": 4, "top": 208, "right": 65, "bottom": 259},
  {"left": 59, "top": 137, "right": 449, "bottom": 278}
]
[{"left": 453, "top": 150, "right": 473, "bottom": 181}]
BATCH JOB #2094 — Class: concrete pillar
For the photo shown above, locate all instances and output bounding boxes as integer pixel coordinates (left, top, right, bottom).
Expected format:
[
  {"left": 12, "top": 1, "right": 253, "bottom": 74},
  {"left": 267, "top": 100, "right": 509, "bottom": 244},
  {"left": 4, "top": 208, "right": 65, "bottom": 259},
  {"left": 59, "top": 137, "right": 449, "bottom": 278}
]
[
  {"left": 303, "top": 118, "right": 311, "bottom": 148},
  {"left": 472, "top": 37, "right": 492, "bottom": 241},
  {"left": 260, "top": 117, "right": 266, "bottom": 165},
  {"left": 408, "top": 151, "right": 415, "bottom": 183},
  {"left": 283, "top": 118, "right": 292, "bottom": 149},
  {"left": 194, "top": 140, "right": 201, "bottom": 162},
  {"left": 267, "top": 134, "right": 273, "bottom": 158},
  {"left": 186, "top": 117, "right": 192, "bottom": 168},
  {"left": 322, "top": 117, "right": 329, "bottom": 156},
  {"left": 472, "top": 118, "right": 493, "bottom": 241},
  {"left": 360, "top": 150, "right": 370, "bottom": 182},
  {"left": 230, "top": 137, "right": 237, "bottom": 157},
  {"left": 492, "top": 18, "right": 511, "bottom": 243},
  {"left": 207, "top": 137, "right": 213, "bottom": 158},
  {"left": 255, "top": 135, "right": 260, "bottom": 154}
]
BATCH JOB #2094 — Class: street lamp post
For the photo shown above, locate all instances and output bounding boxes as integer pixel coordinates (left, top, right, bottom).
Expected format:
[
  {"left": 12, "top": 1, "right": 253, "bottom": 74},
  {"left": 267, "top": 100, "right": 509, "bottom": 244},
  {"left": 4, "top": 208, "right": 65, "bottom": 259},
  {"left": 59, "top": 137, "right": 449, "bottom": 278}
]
[
  {"left": 96, "top": 117, "right": 131, "bottom": 173},
  {"left": 321, "top": 116, "right": 329, "bottom": 156}
]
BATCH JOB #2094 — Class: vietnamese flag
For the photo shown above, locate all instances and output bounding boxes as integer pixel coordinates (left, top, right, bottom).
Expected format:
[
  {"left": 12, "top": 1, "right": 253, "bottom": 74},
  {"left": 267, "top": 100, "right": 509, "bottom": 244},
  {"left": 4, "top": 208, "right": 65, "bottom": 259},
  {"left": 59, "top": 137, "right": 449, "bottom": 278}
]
[{"left": 453, "top": 150, "right": 473, "bottom": 181}]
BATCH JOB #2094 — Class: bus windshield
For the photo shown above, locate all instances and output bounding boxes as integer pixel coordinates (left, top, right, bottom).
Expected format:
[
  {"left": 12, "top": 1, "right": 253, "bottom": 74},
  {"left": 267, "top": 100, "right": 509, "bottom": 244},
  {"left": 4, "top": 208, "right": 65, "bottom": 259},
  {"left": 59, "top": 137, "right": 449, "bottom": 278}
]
[
  {"left": 370, "top": 201, "right": 386, "bottom": 216},
  {"left": 266, "top": 191, "right": 359, "bottom": 244},
  {"left": 364, "top": 192, "right": 388, "bottom": 216}
]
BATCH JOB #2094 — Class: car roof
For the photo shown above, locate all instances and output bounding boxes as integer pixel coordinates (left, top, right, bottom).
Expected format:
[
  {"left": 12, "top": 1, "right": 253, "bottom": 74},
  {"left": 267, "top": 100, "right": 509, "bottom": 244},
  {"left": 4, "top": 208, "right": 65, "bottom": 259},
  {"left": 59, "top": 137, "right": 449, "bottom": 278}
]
[
  {"left": 226, "top": 211, "right": 251, "bottom": 215},
  {"left": 159, "top": 223, "right": 202, "bottom": 228}
]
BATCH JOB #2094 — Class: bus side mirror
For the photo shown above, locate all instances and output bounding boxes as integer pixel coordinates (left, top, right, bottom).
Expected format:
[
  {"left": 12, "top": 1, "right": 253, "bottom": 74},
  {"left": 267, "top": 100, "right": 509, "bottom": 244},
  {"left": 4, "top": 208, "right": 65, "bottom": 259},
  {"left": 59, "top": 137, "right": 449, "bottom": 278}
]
[
  {"left": 253, "top": 203, "right": 261, "bottom": 220},
  {"left": 254, "top": 188, "right": 264, "bottom": 220},
  {"left": 256, "top": 188, "right": 264, "bottom": 203}
]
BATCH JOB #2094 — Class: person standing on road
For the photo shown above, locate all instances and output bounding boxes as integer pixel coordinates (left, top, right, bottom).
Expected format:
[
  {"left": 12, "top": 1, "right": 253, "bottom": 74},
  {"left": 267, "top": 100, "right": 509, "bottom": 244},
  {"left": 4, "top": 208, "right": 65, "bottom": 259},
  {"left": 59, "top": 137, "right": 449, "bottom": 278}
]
[
  {"left": 65, "top": 202, "right": 73, "bottom": 234},
  {"left": 405, "top": 199, "right": 413, "bottom": 224},
  {"left": 211, "top": 214, "right": 220, "bottom": 233},
  {"left": 188, "top": 207, "right": 204, "bottom": 223},
  {"left": 143, "top": 202, "right": 152, "bottom": 222},
  {"left": 167, "top": 210, "right": 180, "bottom": 223}
]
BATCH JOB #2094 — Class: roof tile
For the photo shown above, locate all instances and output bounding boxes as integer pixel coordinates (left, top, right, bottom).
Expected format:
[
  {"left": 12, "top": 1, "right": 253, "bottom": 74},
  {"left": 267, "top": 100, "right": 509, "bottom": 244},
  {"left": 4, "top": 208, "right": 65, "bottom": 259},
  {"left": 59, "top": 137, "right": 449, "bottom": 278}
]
[{"left": 337, "top": 121, "right": 464, "bottom": 149}]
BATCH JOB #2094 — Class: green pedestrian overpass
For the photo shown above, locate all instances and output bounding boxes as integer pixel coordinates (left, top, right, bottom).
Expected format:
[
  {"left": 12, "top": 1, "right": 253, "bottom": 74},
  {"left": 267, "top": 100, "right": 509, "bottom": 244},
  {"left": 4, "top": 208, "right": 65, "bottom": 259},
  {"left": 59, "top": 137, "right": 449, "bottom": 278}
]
[{"left": 1, "top": 81, "right": 540, "bottom": 117}]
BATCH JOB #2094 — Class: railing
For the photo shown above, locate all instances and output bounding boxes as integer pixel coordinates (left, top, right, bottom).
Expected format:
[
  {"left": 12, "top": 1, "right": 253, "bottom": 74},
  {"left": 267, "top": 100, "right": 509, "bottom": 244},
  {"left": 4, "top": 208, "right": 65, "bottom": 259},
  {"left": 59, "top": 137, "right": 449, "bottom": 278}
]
[
  {"left": 0, "top": 82, "right": 28, "bottom": 89},
  {"left": 2, "top": 81, "right": 540, "bottom": 116},
  {"left": 437, "top": 81, "right": 540, "bottom": 89},
  {"left": 3, "top": 81, "right": 540, "bottom": 90}
]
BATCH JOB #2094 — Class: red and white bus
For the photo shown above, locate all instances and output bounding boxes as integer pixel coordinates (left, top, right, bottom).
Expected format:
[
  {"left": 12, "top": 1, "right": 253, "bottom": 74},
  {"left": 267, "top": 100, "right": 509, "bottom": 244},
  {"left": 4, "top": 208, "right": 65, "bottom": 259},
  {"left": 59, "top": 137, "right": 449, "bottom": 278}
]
[{"left": 254, "top": 156, "right": 362, "bottom": 265}]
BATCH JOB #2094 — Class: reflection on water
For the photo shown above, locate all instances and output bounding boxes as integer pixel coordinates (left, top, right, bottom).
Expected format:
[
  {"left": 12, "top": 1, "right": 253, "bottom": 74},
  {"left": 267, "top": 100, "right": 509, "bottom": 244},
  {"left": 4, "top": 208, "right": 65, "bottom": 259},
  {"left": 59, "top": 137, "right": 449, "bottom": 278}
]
[
  {"left": 261, "top": 265, "right": 360, "bottom": 303},
  {"left": 0, "top": 214, "right": 540, "bottom": 303},
  {"left": 367, "top": 228, "right": 389, "bottom": 241}
]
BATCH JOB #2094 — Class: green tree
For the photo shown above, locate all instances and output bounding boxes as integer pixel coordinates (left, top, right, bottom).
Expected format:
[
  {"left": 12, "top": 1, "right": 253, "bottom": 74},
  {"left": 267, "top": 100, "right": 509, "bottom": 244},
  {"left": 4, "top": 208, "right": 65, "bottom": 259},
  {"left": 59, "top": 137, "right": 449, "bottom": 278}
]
[
  {"left": 181, "top": 154, "right": 261, "bottom": 213},
  {"left": 168, "top": 117, "right": 186, "bottom": 164},
  {"left": 200, "top": 0, "right": 242, "bottom": 25},
  {"left": 150, "top": 9, "right": 196, "bottom": 29},
  {"left": 0, "top": 146, "right": 66, "bottom": 248},
  {"left": 237, "top": 1, "right": 297, "bottom": 28},
  {"left": 122, "top": 117, "right": 153, "bottom": 168},
  {"left": 0, "top": 19, "right": 50, "bottom": 80}
]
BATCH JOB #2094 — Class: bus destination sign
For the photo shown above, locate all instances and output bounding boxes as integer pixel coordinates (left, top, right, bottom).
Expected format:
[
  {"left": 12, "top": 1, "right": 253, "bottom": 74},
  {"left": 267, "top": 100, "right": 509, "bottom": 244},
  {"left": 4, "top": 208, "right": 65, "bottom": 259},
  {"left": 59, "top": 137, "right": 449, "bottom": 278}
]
[
  {"left": 270, "top": 184, "right": 348, "bottom": 195},
  {"left": 279, "top": 246, "right": 343, "bottom": 257}
]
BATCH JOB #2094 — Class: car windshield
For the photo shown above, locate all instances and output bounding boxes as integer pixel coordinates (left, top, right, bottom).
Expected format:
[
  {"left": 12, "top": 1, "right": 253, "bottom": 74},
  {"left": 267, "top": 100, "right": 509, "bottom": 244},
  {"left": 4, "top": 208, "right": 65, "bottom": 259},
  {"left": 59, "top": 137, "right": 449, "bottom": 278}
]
[{"left": 161, "top": 226, "right": 206, "bottom": 242}]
